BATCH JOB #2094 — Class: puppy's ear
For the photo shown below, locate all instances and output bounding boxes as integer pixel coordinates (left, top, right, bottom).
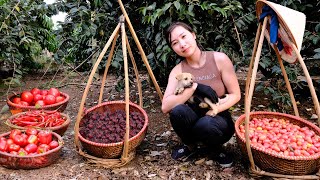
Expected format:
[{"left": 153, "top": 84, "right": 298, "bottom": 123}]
[{"left": 175, "top": 74, "right": 183, "bottom": 81}]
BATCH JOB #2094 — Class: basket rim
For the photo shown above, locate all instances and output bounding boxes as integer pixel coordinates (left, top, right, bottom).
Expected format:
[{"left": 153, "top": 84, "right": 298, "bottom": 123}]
[
  {"left": 235, "top": 111, "right": 320, "bottom": 161},
  {"left": 7, "top": 92, "right": 70, "bottom": 110},
  {"left": 5, "top": 110, "right": 71, "bottom": 131},
  {"left": 78, "top": 100, "right": 148, "bottom": 147},
  {"left": 0, "top": 131, "right": 63, "bottom": 158}
]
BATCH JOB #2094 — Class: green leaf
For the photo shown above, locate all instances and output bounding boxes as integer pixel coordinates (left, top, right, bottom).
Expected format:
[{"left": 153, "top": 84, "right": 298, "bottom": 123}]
[{"left": 173, "top": 1, "right": 180, "bottom": 10}]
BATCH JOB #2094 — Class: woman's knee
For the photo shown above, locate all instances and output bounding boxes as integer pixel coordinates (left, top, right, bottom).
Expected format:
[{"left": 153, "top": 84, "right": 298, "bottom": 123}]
[{"left": 169, "top": 104, "right": 198, "bottom": 126}]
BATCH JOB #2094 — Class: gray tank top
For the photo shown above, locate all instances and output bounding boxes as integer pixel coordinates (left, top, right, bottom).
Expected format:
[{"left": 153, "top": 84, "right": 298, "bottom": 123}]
[{"left": 181, "top": 51, "right": 226, "bottom": 96}]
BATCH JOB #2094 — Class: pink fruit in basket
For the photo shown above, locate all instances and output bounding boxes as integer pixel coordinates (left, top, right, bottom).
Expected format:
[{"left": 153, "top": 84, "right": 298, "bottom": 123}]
[
  {"left": 49, "top": 140, "right": 59, "bottom": 150},
  {"left": 55, "top": 96, "right": 65, "bottom": 103},
  {"left": 27, "top": 135, "right": 38, "bottom": 144},
  {"left": 37, "top": 144, "right": 50, "bottom": 154},
  {"left": 35, "top": 100, "right": 46, "bottom": 107},
  {"left": 24, "top": 143, "right": 38, "bottom": 153}
]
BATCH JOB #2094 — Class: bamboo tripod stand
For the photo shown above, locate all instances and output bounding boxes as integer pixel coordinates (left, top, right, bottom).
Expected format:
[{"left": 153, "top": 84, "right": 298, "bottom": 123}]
[
  {"left": 74, "top": 0, "right": 163, "bottom": 168},
  {"left": 243, "top": 17, "right": 320, "bottom": 179}
]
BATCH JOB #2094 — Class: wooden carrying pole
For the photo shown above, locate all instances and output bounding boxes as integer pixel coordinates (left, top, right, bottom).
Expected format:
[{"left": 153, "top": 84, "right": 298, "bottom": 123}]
[
  {"left": 244, "top": 16, "right": 320, "bottom": 179},
  {"left": 74, "top": 1, "right": 164, "bottom": 166}
]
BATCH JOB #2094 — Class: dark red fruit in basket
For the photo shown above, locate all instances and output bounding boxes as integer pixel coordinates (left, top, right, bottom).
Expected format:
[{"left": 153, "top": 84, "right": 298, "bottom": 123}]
[
  {"left": 79, "top": 110, "right": 145, "bottom": 144},
  {"left": 0, "top": 140, "right": 8, "bottom": 152},
  {"left": 12, "top": 97, "right": 21, "bottom": 104},
  {"left": 26, "top": 127, "right": 38, "bottom": 135},
  {"left": 49, "top": 140, "right": 59, "bottom": 150},
  {"left": 24, "top": 143, "right": 38, "bottom": 153},
  {"left": 30, "top": 88, "right": 41, "bottom": 95},
  {"left": 21, "top": 91, "right": 34, "bottom": 103},
  {"left": 48, "top": 88, "right": 60, "bottom": 97},
  {"left": 37, "top": 144, "right": 50, "bottom": 154},
  {"left": 38, "top": 130, "right": 52, "bottom": 145}
]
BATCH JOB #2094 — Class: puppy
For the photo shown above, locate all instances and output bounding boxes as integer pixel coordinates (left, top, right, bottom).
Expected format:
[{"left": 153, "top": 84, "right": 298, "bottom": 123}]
[{"left": 174, "top": 72, "right": 219, "bottom": 117}]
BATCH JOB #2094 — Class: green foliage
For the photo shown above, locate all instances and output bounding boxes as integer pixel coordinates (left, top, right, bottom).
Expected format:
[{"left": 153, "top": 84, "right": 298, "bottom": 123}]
[{"left": 0, "top": 0, "right": 59, "bottom": 86}]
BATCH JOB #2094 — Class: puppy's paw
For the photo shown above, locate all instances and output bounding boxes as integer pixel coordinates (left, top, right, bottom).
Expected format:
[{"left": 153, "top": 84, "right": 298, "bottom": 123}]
[
  {"left": 199, "top": 102, "right": 209, "bottom": 108},
  {"left": 175, "top": 87, "right": 185, "bottom": 95},
  {"left": 206, "top": 109, "right": 217, "bottom": 117}
]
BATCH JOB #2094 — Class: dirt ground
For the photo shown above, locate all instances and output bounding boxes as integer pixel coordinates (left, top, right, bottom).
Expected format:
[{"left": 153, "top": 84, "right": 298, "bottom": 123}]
[{"left": 0, "top": 71, "right": 317, "bottom": 180}]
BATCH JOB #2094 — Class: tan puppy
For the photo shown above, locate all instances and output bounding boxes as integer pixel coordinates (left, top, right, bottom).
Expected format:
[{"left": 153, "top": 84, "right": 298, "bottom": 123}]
[{"left": 174, "top": 73, "right": 218, "bottom": 117}]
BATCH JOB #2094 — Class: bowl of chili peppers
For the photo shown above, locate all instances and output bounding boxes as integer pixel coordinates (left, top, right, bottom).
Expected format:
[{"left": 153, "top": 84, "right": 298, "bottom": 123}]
[{"left": 5, "top": 110, "right": 70, "bottom": 136}]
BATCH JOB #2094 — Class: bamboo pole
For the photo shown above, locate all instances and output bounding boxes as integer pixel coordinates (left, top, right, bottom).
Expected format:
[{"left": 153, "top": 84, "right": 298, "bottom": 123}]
[
  {"left": 291, "top": 43, "right": 320, "bottom": 125},
  {"left": 273, "top": 45, "right": 299, "bottom": 116},
  {"left": 74, "top": 23, "right": 121, "bottom": 150},
  {"left": 125, "top": 34, "right": 143, "bottom": 107},
  {"left": 244, "top": 17, "right": 268, "bottom": 171},
  {"left": 98, "top": 31, "right": 119, "bottom": 104},
  {"left": 118, "top": 0, "right": 163, "bottom": 101},
  {"left": 120, "top": 15, "right": 130, "bottom": 160}
]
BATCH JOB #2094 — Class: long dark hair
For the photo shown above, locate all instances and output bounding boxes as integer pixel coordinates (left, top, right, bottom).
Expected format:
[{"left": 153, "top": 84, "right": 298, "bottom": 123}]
[{"left": 165, "top": 21, "right": 204, "bottom": 50}]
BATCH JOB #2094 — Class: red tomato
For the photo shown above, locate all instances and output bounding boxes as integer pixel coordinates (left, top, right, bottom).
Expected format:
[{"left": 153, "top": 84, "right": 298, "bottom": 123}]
[
  {"left": 38, "top": 130, "right": 52, "bottom": 145},
  {"left": 10, "top": 129, "right": 22, "bottom": 140},
  {"left": 12, "top": 97, "right": 21, "bottom": 104},
  {"left": 6, "top": 139, "right": 14, "bottom": 145},
  {"left": 27, "top": 135, "right": 38, "bottom": 144},
  {"left": 26, "top": 128, "right": 38, "bottom": 135},
  {"left": 55, "top": 96, "right": 65, "bottom": 103},
  {"left": 18, "top": 148, "right": 28, "bottom": 156},
  {"left": 21, "top": 91, "right": 34, "bottom": 103},
  {"left": 0, "top": 140, "right": 8, "bottom": 152},
  {"left": 35, "top": 100, "right": 46, "bottom": 107},
  {"left": 48, "top": 88, "right": 60, "bottom": 97},
  {"left": 24, "top": 143, "right": 38, "bottom": 154},
  {"left": 49, "top": 140, "right": 59, "bottom": 150},
  {"left": 30, "top": 88, "right": 41, "bottom": 95},
  {"left": 33, "top": 94, "right": 43, "bottom": 102},
  {"left": 13, "top": 134, "right": 27, "bottom": 147},
  {"left": 37, "top": 144, "right": 50, "bottom": 154},
  {"left": 40, "top": 90, "right": 48, "bottom": 96},
  {"left": 8, "top": 144, "right": 20, "bottom": 152},
  {"left": 44, "top": 95, "right": 56, "bottom": 105},
  {"left": 19, "top": 101, "right": 29, "bottom": 106}
]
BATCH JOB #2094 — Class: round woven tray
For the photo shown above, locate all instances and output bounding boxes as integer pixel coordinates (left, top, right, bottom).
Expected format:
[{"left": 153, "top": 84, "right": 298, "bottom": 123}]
[
  {"left": 78, "top": 101, "right": 148, "bottom": 159},
  {"left": 0, "top": 131, "right": 63, "bottom": 169},
  {"left": 7, "top": 92, "right": 70, "bottom": 114},
  {"left": 235, "top": 111, "right": 320, "bottom": 175},
  {"left": 5, "top": 111, "right": 71, "bottom": 136}
]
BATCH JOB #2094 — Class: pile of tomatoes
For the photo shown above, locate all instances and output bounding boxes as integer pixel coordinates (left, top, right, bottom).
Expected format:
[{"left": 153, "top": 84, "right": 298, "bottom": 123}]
[
  {"left": 239, "top": 117, "right": 320, "bottom": 157},
  {"left": 11, "top": 87, "right": 65, "bottom": 107},
  {"left": 0, "top": 128, "right": 59, "bottom": 156}
]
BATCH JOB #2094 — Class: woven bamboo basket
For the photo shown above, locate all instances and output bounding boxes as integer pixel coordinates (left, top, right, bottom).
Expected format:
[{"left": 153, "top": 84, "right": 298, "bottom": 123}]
[
  {"left": 5, "top": 111, "right": 71, "bottom": 136},
  {"left": 235, "top": 111, "right": 320, "bottom": 175},
  {"left": 7, "top": 92, "right": 70, "bottom": 114},
  {"left": 78, "top": 101, "right": 148, "bottom": 158},
  {"left": 0, "top": 131, "right": 63, "bottom": 169}
]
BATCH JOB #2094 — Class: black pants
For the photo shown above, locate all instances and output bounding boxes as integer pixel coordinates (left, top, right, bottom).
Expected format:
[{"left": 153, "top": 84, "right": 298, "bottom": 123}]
[{"left": 169, "top": 104, "right": 235, "bottom": 149}]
